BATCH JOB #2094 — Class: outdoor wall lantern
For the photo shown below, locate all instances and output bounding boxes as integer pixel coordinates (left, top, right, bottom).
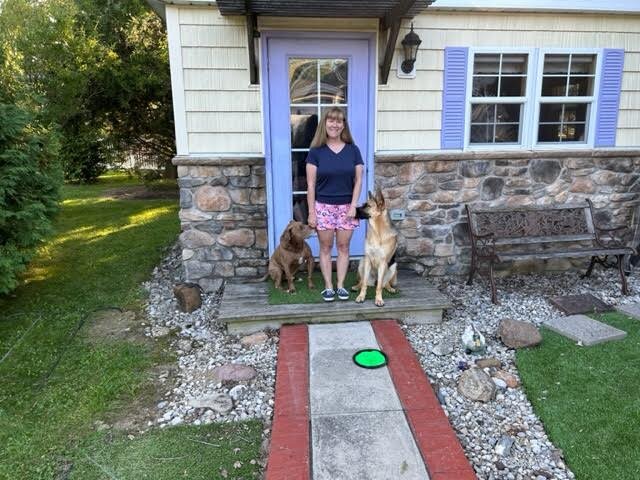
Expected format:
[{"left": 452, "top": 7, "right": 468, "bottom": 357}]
[{"left": 401, "top": 23, "right": 422, "bottom": 74}]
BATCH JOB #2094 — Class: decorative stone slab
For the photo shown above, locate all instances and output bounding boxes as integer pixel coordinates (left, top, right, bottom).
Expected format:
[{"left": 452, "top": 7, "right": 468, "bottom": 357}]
[
  {"left": 308, "top": 323, "right": 401, "bottom": 415},
  {"left": 617, "top": 303, "right": 640, "bottom": 320},
  {"left": 312, "top": 411, "right": 429, "bottom": 480},
  {"left": 544, "top": 315, "right": 627, "bottom": 346},
  {"left": 549, "top": 294, "right": 614, "bottom": 315}
]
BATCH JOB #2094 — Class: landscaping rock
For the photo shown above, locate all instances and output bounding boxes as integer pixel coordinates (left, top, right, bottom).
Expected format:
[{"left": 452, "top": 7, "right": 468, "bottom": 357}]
[
  {"left": 173, "top": 283, "right": 202, "bottom": 312},
  {"left": 240, "top": 332, "right": 269, "bottom": 346},
  {"left": 457, "top": 368, "right": 496, "bottom": 402},
  {"left": 475, "top": 357, "right": 501, "bottom": 369},
  {"left": 493, "top": 370, "right": 520, "bottom": 388},
  {"left": 498, "top": 318, "right": 542, "bottom": 348},
  {"left": 495, "top": 436, "right": 514, "bottom": 457},
  {"left": 210, "top": 364, "right": 257, "bottom": 382},
  {"left": 430, "top": 340, "right": 454, "bottom": 356},
  {"left": 189, "top": 393, "right": 233, "bottom": 414},
  {"left": 151, "top": 326, "right": 170, "bottom": 338}
]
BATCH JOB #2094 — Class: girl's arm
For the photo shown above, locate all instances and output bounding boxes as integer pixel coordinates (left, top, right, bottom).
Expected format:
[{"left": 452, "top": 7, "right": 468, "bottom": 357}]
[
  {"left": 348, "top": 164, "right": 364, "bottom": 218},
  {"left": 306, "top": 163, "right": 318, "bottom": 228}
]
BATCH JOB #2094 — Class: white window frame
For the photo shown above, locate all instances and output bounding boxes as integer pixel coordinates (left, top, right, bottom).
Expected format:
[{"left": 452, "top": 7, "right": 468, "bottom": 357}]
[
  {"left": 533, "top": 48, "right": 602, "bottom": 150},
  {"left": 464, "top": 47, "right": 602, "bottom": 151},
  {"left": 464, "top": 48, "right": 536, "bottom": 150}
]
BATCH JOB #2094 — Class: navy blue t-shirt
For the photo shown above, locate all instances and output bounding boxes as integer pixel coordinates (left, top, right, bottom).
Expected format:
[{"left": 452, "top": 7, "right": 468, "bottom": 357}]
[{"left": 305, "top": 143, "right": 364, "bottom": 205}]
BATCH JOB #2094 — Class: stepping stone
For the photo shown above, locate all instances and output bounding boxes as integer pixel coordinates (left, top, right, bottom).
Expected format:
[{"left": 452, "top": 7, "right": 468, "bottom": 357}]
[
  {"left": 544, "top": 315, "right": 627, "bottom": 346},
  {"left": 617, "top": 303, "right": 640, "bottom": 320},
  {"left": 549, "top": 294, "right": 613, "bottom": 315}
]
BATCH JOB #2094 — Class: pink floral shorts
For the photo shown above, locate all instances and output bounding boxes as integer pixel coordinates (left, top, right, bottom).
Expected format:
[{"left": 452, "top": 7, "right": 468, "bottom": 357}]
[{"left": 315, "top": 202, "right": 360, "bottom": 231}]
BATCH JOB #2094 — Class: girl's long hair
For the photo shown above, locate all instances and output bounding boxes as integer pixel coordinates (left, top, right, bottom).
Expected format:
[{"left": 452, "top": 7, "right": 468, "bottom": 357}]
[{"left": 309, "top": 107, "right": 354, "bottom": 148}]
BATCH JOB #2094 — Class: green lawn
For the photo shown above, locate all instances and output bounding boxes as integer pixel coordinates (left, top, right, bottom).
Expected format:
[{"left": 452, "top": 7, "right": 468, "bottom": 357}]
[
  {"left": 517, "top": 312, "right": 640, "bottom": 480},
  {"left": 268, "top": 271, "right": 401, "bottom": 304},
  {"left": 0, "top": 173, "right": 263, "bottom": 479}
]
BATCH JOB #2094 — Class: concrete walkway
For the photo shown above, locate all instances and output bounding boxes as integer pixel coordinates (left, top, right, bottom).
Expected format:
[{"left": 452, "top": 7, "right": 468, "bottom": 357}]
[{"left": 266, "top": 320, "right": 476, "bottom": 480}]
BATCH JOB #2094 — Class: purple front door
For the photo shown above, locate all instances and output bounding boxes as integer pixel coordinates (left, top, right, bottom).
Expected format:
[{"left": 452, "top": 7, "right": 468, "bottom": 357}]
[{"left": 263, "top": 33, "right": 374, "bottom": 256}]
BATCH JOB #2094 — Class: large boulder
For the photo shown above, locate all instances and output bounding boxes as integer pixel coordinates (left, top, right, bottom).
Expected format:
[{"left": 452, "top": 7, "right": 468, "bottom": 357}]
[
  {"left": 210, "top": 364, "right": 257, "bottom": 382},
  {"left": 173, "top": 283, "right": 202, "bottom": 313},
  {"left": 457, "top": 367, "right": 496, "bottom": 402},
  {"left": 498, "top": 319, "right": 542, "bottom": 349}
]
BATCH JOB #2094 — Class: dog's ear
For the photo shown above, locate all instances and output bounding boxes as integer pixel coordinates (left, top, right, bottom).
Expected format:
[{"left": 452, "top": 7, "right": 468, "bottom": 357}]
[
  {"left": 280, "top": 224, "right": 293, "bottom": 245},
  {"left": 367, "top": 190, "right": 375, "bottom": 201},
  {"left": 375, "top": 187, "right": 385, "bottom": 207}
]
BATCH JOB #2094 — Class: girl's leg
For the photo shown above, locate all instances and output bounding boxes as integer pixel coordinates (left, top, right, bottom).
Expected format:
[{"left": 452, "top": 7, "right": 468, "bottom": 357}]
[
  {"left": 336, "top": 229, "right": 353, "bottom": 289},
  {"left": 317, "top": 229, "right": 335, "bottom": 290}
]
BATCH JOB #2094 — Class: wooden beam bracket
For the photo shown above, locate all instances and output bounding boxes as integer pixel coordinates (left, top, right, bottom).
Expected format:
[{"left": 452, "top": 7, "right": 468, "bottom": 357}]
[
  {"left": 246, "top": 11, "right": 259, "bottom": 84},
  {"left": 379, "top": 19, "right": 401, "bottom": 85}
]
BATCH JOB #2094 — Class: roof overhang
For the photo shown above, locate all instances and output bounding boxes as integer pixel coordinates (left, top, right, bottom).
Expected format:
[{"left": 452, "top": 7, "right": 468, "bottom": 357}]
[{"left": 218, "top": 1, "right": 433, "bottom": 26}]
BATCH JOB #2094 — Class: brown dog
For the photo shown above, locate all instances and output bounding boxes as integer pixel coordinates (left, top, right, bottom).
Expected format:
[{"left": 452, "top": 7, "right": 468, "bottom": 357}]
[
  {"left": 353, "top": 189, "right": 398, "bottom": 307},
  {"left": 261, "top": 220, "right": 315, "bottom": 293}
]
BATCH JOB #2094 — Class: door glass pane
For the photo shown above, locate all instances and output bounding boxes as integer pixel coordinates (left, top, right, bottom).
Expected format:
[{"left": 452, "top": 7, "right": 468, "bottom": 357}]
[
  {"left": 291, "top": 106, "right": 318, "bottom": 148},
  {"left": 290, "top": 59, "right": 318, "bottom": 104},
  {"left": 288, "top": 58, "right": 348, "bottom": 224},
  {"left": 319, "top": 59, "right": 348, "bottom": 104},
  {"left": 292, "top": 193, "right": 309, "bottom": 223},
  {"left": 291, "top": 152, "right": 308, "bottom": 192}
]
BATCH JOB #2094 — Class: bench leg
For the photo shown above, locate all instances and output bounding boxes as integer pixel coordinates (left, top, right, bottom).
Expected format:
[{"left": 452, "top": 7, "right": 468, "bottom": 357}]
[
  {"left": 617, "top": 254, "right": 630, "bottom": 295},
  {"left": 467, "top": 253, "right": 477, "bottom": 286},
  {"left": 489, "top": 260, "right": 499, "bottom": 305},
  {"left": 583, "top": 256, "right": 597, "bottom": 278}
]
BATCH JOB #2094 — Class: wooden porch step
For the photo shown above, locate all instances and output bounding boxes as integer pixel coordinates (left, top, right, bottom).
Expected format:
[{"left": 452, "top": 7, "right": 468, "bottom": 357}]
[{"left": 219, "top": 271, "right": 451, "bottom": 334}]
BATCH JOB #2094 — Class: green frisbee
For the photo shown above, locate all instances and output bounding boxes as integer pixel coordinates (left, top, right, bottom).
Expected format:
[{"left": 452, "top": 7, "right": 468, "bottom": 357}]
[{"left": 353, "top": 349, "right": 388, "bottom": 369}]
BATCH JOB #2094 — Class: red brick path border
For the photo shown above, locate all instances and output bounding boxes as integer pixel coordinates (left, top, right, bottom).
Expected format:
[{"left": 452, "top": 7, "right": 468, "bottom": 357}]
[
  {"left": 266, "top": 320, "right": 477, "bottom": 480},
  {"left": 372, "top": 319, "right": 477, "bottom": 480},
  {"left": 265, "top": 324, "right": 310, "bottom": 480}
]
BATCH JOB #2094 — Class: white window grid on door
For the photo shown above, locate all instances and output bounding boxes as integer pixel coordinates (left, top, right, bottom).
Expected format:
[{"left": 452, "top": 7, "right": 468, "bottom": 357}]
[{"left": 464, "top": 47, "right": 602, "bottom": 151}]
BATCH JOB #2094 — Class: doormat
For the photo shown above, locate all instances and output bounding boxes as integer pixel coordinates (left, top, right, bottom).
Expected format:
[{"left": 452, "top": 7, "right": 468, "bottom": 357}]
[{"left": 549, "top": 294, "right": 614, "bottom": 315}]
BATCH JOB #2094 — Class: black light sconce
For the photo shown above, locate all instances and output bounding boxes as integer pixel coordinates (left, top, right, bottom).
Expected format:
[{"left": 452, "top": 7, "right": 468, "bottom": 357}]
[{"left": 401, "top": 23, "right": 422, "bottom": 74}]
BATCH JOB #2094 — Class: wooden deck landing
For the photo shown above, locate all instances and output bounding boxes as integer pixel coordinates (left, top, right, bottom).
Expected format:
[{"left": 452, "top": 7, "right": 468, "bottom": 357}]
[{"left": 218, "top": 271, "right": 452, "bottom": 334}]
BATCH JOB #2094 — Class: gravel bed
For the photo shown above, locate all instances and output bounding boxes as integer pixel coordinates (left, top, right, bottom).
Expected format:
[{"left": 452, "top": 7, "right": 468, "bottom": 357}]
[
  {"left": 404, "top": 269, "right": 640, "bottom": 480},
  {"left": 142, "top": 243, "right": 640, "bottom": 479},
  {"left": 142, "top": 244, "right": 277, "bottom": 434}
]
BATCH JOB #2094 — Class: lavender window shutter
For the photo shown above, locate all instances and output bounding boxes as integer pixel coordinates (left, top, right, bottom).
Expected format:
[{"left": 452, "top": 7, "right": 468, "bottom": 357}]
[
  {"left": 595, "top": 49, "right": 624, "bottom": 147},
  {"left": 441, "top": 47, "right": 469, "bottom": 150}
]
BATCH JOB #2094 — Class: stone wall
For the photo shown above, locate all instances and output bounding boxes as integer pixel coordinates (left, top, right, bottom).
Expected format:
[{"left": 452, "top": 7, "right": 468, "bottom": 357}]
[
  {"left": 175, "top": 150, "right": 640, "bottom": 291},
  {"left": 175, "top": 158, "right": 268, "bottom": 292},
  {"left": 376, "top": 150, "right": 640, "bottom": 276}
]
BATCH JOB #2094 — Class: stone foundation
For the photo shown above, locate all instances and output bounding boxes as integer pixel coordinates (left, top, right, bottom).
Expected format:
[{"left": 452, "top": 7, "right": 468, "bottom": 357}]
[
  {"left": 175, "top": 157, "right": 268, "bottom": 292},
  {"left": 175, "top": 150, "right": 640, "bottom": 290},
  {"left": 377, "top": 150, "right": 640, "bottom": 276}
]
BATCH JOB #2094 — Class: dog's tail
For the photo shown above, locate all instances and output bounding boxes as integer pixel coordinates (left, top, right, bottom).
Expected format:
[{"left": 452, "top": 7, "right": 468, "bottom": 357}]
[{"left": 245, "top": 272, "right": 269, "bottom": 283}]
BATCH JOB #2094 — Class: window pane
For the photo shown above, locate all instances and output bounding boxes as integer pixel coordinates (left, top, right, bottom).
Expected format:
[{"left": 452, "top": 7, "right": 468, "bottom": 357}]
[
  {"left": 470, "top": 124, "right": 493, "bottom": 143},
  {"left": 293, "top": 194, "right": 309, "bottom": 224},
  {"left": 541, "top": 76, "right": 567, "bottom": 96},
  {"left": 473, "top": 54, "right": 500, "bottom": 74},
  {"left": 562, "top": 123, "right": 586, "bottom": 142},
  {"left": 538, "top": 123, "right": 562, "bottom": 142},
  {"left": 291, "top": 107, "right": 318, "bottom": 148},
  {"left": 562, "top": 103, "right": 588, "bottom": 122},
  {"left": 501, "top": 54, "right": 527, "bottom": 74},
  {"left": 289, "top": 59, "right": 317, "bottom": 104},
  {"left": 495, "top": 124, "right": 519, "bottom": 143},
  {"left": 544, "top": 54, "right": 569, "bottom": 74},
  {"left": 496, "top": 104, "right": 521, "bottom": 123},
  {"left": 570, "top": 54, "right": 596, "bottom": 74},
  {"left": 291, "top": 152, "right": 308, "bottom": 192},
  {"left": 471, "top": 104, "right": 495, "bottom": 123},
  {"left": 500, "top": 76, "right": 526, "bottom": 96},
  {"left": 539, "top": 103, "right": 564, "bottom": 122},
  {"left": 568, "top": 76, "right": 594, "bottom": 96},
  {"left": 319, "top": 59, "right": 348, "bottom": 104},
  {"left": 472, "top": 76, "right": 498, "bottom": 97}
]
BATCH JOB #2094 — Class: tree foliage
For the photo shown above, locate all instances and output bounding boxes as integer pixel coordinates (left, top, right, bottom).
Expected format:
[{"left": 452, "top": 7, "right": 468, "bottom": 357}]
[
  {"left": 0, "top": 0, "right": 175, "bottom": 182},
  {"left": 0, "top": 103, "right": 62, "bottom": 294}
]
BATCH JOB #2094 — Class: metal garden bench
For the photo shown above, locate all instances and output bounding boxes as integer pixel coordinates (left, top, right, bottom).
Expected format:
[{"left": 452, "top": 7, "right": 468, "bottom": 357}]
[{"left": 465, "top": 200, "right": 635, "bottom": 304}]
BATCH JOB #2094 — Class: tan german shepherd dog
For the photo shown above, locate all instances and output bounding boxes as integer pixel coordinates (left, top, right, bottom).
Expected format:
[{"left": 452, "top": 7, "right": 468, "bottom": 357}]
[{"left": 353, "top": 189, "right": 398, "bottom": 307}]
